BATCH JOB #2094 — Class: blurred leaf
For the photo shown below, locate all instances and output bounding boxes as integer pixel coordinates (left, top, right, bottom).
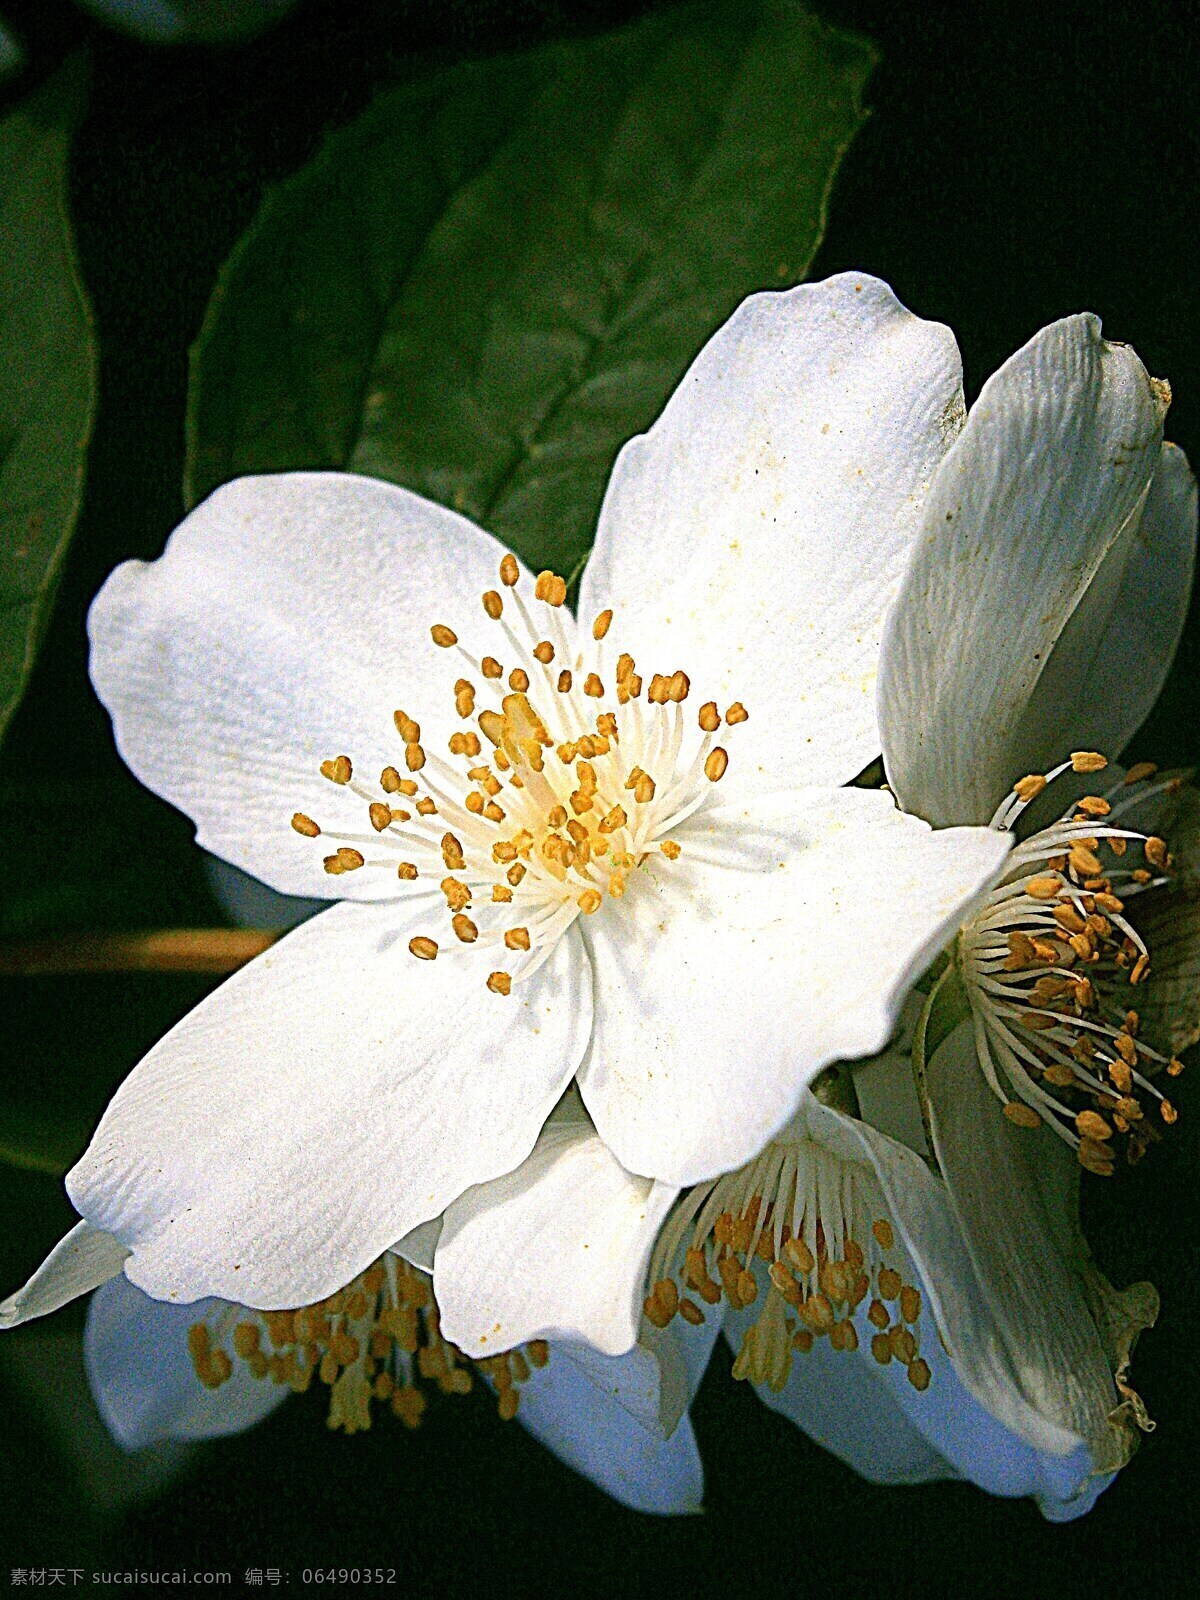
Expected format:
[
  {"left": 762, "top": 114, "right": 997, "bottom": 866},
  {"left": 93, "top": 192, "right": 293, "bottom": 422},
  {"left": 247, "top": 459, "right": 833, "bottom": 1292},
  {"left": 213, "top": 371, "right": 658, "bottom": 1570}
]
[
  {"left": 0, "top": 57, "right": 98, "bottom": 746},
  {"left": 186, "top": 0, "right": 875, "bottom": 577}
]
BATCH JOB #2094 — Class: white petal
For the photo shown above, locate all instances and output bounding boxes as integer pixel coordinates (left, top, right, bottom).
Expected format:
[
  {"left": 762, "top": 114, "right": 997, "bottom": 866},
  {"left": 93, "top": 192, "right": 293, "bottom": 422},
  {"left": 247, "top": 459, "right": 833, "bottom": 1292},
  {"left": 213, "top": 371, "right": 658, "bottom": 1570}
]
[
  {"left": 581, "top": 273, "right": 964, "bottom": 795},
  {"left": 723, "top": 1294, "right": 955, "bottom": 1486},
  {"left": 391, "top": 1220, "right": 442, "bottom": 1274},
  {"left": 514, "top": 1340, "right": 705, "bottom": 1515},
  {"left": 859, "top": 1022, "right": 1140, "bottom": 1482},
  {"left": 561, "top": 1316, "right": 720, "bottom": 1439},
  {"left": 436, "top": 1119, "right": 678, "bottom": 1358},
  {"left": 851, "top": 993, "right": 931, "bottom": 1158},
  {"left": 577, "top": 787, "right": 1009, "bottom": 1183},
  {"left": 1005, "top": 440, "right": 1197, "bottom": 768},
  {"left": 84, "top": 1276, "right": 288, "bottom": 1450},
  {"left": 88, "top": 472, "right": 548, "bottom": 901},
  {"left": 0, "top": 1222, "right": 128, "bottom": 1328},
  {"left": 880, "top": 315, "right": 1169, "bottom": 827},
  {"left": 66, "top": 898, "right": 592, "bottom": 1308}
]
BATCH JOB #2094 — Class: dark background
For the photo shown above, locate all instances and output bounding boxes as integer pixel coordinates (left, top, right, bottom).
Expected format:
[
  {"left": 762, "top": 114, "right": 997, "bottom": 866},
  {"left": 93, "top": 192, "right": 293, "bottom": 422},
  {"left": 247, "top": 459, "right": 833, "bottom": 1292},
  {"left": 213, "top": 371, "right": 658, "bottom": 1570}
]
[{"left": 1, "top": 0, "right": 1197, "bottom": 1594}]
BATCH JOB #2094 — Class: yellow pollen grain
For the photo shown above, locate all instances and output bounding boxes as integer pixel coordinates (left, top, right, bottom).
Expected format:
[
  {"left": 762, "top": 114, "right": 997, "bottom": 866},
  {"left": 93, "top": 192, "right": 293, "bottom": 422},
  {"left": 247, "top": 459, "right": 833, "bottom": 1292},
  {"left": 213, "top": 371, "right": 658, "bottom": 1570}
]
[
  {"left": 705, "top": 748, "right": 729, "bottom": 782},
  {"left": 487, "top": 971, "right": 512, "bottom": 996},
  {"left": 1071, "top": 751, "right": 1108, "bottom": 773},
  {"left": 482, "top": 590, "right": 503, "bottom": 620},
  {"left": 1013, "top": 773, "right": 1047, "bottom": 801},
  {"left": 1124, "top": 761, "right": 1158, "bottom": 785},
  {"left": 291, "top": 812, "right": 320, "bottom": 837},
  {"left": 1003, "top": 1101, "right": 1041, "bottom": 1128},
  {"left": 398, "top": 862, "right": 418, "bottom": 880},
  {"left": 505, "top": 927, "right": 531, "bottom": 951},
  {"left": 725, "top": 701, "right": 748, "bottom": 724},
  {"left": 482, "top": 656, "right": 503, "bottom": 679},
  {"left": 409, "top": 936, "right": 438, "bottom": 961},
  {"left": 593, "top": 609, "right": 613, "bottom": 640},
  {"left": 452, "top": 914, "right": 479, "bottom": 944},
  {"left": 321, "top": 755, "right": 352, "bottom": 785},
  {"left": 405, "top": 742, "right": 426, "bottom": 772}
]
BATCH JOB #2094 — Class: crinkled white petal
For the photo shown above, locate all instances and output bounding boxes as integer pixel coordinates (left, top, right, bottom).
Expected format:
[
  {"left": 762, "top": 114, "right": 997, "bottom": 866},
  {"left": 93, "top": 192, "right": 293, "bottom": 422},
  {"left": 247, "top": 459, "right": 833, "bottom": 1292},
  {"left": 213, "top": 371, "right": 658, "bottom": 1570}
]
[
  {"left": 0, "top": 1221, "right": 128, "bottom": 1328},
  {"left": 516, "top": 1339, "right": 705, "bottom": 1515},
  {"left": 88, "top": 472, "right": 551, "bottom": 901},
  {"left": 879, "top": 314, "right": 1169, "bottom": 827},
  {"left": 577, "top": 786, "right": 1009, "bottom": 1184},
  {"left": 66, "top": 898, "right": 592, "bottom": 1308},
  {"left": 84, "top": 1276, "right": 288, "bottom": 1451},
  {"left": 581, "top": 273, "right": 964, "bottom": 797},
  {"left": 436, "top": 1118, "right": 678, "bottom": 1358}
]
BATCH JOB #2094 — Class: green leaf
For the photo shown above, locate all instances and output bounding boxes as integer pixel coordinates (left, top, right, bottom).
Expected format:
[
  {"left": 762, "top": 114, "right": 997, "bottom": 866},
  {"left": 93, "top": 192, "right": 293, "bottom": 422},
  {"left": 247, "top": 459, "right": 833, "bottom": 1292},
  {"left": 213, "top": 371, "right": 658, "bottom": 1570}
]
[
  {"left": 0, "top": 57, "right": 98, "bottom": 745},
  {"left": 186, "top": 1, "right": 875, "bottom": 577}
]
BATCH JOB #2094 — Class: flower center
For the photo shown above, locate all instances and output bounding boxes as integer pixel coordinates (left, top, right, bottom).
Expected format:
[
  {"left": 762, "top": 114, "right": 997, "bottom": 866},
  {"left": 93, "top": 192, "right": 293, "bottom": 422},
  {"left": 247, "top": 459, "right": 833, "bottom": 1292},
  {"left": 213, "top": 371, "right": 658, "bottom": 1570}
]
[
  {"left": 291, "top": 557, "right": 747, "bottom": 994},
  {"left": 960, "top": 753, "right": 1183, "bottom": 1175},
  {"left": 187, "top": 1255, "right": 548, "bottom": 1432},
  {"left": 644, "top": 1115, "right": 930, "bottom": 1395}
]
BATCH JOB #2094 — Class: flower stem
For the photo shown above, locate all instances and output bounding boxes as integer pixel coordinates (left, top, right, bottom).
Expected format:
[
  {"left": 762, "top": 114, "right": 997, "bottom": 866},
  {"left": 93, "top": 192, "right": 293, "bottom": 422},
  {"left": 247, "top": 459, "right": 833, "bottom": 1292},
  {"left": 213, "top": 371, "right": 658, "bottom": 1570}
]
[{"left": 0, "top": 929, "right": 277, "bottom": 976}]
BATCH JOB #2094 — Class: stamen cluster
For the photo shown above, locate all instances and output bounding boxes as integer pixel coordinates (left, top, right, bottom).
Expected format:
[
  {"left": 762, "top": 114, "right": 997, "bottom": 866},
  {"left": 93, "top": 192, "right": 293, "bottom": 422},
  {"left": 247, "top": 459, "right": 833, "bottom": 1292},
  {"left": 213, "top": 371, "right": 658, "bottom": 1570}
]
[
  {"left": 645, "top": 1133, "right": 930, "bottom": 1394},
  {"left": 291, "top": 558, "right": 748, "bottom": 994},
  {"left": 962, "top": 754, "right": 1184, "bottom": 1175},
  {"left": 187, "top": 1256, "right": 548, "bottom": 1433}
]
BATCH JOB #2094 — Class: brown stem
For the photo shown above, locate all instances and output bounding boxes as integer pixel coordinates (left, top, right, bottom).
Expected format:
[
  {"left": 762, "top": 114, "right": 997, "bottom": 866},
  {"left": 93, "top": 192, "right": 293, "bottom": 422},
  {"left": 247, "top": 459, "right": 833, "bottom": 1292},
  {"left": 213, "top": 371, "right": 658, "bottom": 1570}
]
[{"left": 0, "top": 929, "right": 278, "bottom": 977}]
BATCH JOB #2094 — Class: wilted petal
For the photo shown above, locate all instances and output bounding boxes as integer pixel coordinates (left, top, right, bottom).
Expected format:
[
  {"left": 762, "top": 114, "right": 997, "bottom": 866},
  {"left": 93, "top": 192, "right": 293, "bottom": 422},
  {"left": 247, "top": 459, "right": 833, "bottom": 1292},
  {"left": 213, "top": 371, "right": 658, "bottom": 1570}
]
[
  {"left": 582, "top": 273, "right": 964, "bottom": 797},
  {"left": 67, "top": 899, "right": 591, "bottom": 1309},
  {"left": 578, "top": 787, "right": 1008, "bottom": 1183},
  {"left": 880, "top": 315, "right": 1169, "bottom": 827}
]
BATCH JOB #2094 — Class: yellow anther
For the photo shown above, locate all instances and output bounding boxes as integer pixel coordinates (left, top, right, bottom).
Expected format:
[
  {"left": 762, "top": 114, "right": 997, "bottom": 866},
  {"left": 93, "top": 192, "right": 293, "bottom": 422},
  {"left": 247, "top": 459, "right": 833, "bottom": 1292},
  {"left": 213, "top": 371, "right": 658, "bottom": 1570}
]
[
  {"left": 1161, "top": 1100, "right": 1178, "bottom": 1125},
  {"left": 907, "top": 1358, "right": 932, "bottom": 1391},
  {"left": 705, "top": 747, "right": 729, "bottom": 782},
  {"left": 698, "top": 701, "right": 720, "bottom": 733},
  {"left": 431, "top": 625, "right": 458, "bottom": 648},
  {"left": 368, "top": 802, "right": 392, "bottom": 832},
  {"left": 441, "top": 877, "right": 471, "bottom": 912},
  {"left": 487, "top": 971, "right": 512, "bottom": 996},
  {"left": 1069, "top": 844, "right": 1103, "bottom": 878},
  {"left": 323, "top": 847, "right": 364, "bottom": 874},
  {"left": 482, "top": 590, "right": 503, "bottom": 620},
  {"left": 416, "top": 797, "right": 437, "bottom": 816},
  {"left": 449, "top": 731, "right": 481, "bottom": 757},
  {"left": 1013, "top": 773, "right": 1047, "bottom": 801},
  {"left": 593, "top": 609, "right": 613, "bottom": 640},
  {"left": 508, "top": 668, "right": 530, "bottom": 693},
  {"left": 1075, "top": 1110, "right": 1113, "bottom": 1141},
  {"left": 479, "top": 709, "right": 506, "bottom": 747},
  {"left": 405, "top": 742, "right": 426, "bottom": 772},
  {"left": 389, "top": 807, "right": 411, "bottom": 824},
  {"left": 661, "top": 840, "right": 681, "bottom": 861},
  {"left": 899, "top": 1285, "right": 921, "bottom": 1324},
  {"left": 878, "top": 1267, "right": 902, "bottom": 1301},
  {"left": 380, "top": 766, "right": 402, "bottom": 793},
  {"left": 409, "top": 936, "right": 438, "bottom": 961},
  {"left": 871, "top": 1219, "right": 894, "bottom": 1252},
  {"left": 1025, "top": 876, "right": 1062, "bottom": 900},
  {"left": 1076, "top": 795, "right": 1112, "bottom": 818},
  {"left": 725, "top": 701, "right": 748, "bottom": 724},
  {"left": 667, "top": 671, "right": 690, "bottom": 702},
  {"left": 505, "top": 927, "right": 531, "bottom": 951},
  {"left": 1071, "top": 751, "right": 1108, "bottom": 773},
  {"left": 481, "top": 656, "right": 503, "bottom": 679},
  {"left": 1145, "top": 836, "right": 1170, "bottom": 870},
  {"left": 466, "top": 792, "right": 485, "bottom": 815},
  {"left": 321, "top": 755, "right": 352, "bottom": 785},
  {"left": 1130, "top": 952, "right": 1150, "bottom": 985},
  {"left": 1003, "top": 1101, "right": 1042, "bottom": 1128},
  {"left": 1124, "top": 761, "right": 1158, "bottom": 785},
  {"left": 492, "top": 884, "right": 513, "bottom": 903},
  {"left": 452, "top": 914, "right": 478, "bottom": 944},
  {"left": 583, "top": 673, "right": 604, "bottom": 697},
  {"left": 291, "top": 812, "right": 320, "bottom": 837},
  {"left": 397, "top": 862, "right": 418, "bottom": 880},
  {"left": 1078, "top": 1138, "right": 1116, "bottom": 1176},
  {"left": 507, "top": 862, "right": 526, "bottom": 886},
  {"left": 829, "top": 1319, "right": 858, "bottom": 1353},
  {"left": 442, "top": 833, "right": 466, "bottom": 869},
  {"left": 535, "top": 571, "right": 567, "bottom": 605},
  {"left": 577, "top": 888, "right": 603, "bottom": 915},
  {"left": 499, "top": 553, "right": 519, "bottom": 587},
  {"left": 596, "top": 712, "right": 619, "bottom": 740},
  {"left": 1053, "top": 904, "right": 1087, "bottom": 935},
  {"left": 598, "top": 804, "right": 627, "bottom": 835}
]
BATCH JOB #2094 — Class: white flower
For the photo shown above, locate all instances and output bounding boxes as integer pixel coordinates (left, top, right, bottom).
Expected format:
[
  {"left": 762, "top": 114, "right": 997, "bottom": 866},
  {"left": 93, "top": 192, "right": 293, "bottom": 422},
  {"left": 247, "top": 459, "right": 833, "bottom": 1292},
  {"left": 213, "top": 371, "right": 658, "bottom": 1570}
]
[
  {"left": 3, "top": 273, "right": 1011, "bottom": 1399},
  {"left": 612, "top": 310, "right": 1197, "bottom": 1518}
]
